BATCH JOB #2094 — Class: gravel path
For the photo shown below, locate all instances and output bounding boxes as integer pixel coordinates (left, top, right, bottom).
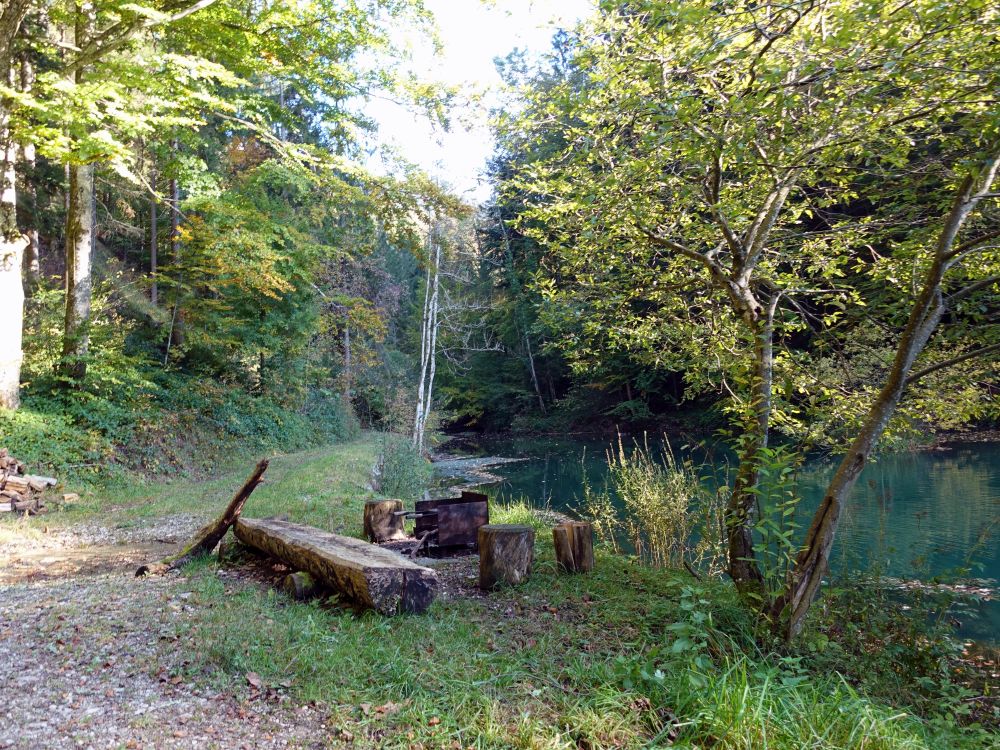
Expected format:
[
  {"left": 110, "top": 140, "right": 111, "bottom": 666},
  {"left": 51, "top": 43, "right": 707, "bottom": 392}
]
[{"left": 0, "top": 521, "right": 337, "bottom": 749}]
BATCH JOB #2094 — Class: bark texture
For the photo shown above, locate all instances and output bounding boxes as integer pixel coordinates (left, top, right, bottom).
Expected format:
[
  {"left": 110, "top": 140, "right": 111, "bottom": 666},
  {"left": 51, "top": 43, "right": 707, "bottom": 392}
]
[
  {"left": 234, "top": 517, "right": 438, "bottom": 615},
  {"left": 363, "top": 499, "right": 406, "bottom": 543},
  {"left": 478, "top": 524, "right": 535, "bottom": 590},
  {"left": 552, "top": 521, "right": 594, "bottom": 573}
]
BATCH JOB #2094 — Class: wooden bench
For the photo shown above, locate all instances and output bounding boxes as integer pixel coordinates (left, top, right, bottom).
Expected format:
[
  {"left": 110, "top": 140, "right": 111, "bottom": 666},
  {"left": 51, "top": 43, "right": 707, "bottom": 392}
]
[{"left": 234, "top": 517, "right": 438, "bottom": 615}]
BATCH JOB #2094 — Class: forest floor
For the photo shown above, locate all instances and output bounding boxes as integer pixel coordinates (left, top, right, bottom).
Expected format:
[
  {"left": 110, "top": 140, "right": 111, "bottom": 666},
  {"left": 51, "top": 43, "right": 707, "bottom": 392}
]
[{"left": 1, "top": 436, "right": 996, "bottom": 750}]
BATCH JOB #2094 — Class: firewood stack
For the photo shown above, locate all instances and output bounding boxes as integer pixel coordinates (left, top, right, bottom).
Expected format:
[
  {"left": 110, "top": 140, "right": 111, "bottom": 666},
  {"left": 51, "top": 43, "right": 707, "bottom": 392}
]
[{"left": 0, "top": 448, "right": 58, "bottom": 515}]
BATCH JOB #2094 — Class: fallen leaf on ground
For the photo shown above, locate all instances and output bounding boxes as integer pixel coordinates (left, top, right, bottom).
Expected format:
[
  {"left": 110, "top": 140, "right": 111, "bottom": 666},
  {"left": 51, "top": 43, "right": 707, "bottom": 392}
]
[{"left": 245, "top": 672, "right": 263, "bottom": 690}]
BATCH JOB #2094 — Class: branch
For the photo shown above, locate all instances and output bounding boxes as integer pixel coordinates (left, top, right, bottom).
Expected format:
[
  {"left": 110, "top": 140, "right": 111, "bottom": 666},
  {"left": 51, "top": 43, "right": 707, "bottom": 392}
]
[
  {"left": 644, "top": 229, "right": 728, "bottom": 278},
  {"left": 65, "top": 0, "right": 219, "bottom": 73},
  {"left": 905, "top": 342, "right": 1000, "bottom": 387},
  {"left": 947, "top": 275, "right": 1000, "bottom": 304}
]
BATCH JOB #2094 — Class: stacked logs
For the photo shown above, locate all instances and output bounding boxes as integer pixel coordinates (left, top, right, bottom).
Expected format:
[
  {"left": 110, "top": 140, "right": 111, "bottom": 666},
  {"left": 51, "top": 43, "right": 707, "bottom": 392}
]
[{"left": 0, "top": 448, "right": 60, "bottom": 515}]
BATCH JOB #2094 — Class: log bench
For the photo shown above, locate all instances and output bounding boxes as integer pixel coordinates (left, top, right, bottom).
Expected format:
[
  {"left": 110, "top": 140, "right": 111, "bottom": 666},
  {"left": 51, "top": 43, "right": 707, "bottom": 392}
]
[{"left": 234, "top": 517, "right": 438, "bottom": 615}]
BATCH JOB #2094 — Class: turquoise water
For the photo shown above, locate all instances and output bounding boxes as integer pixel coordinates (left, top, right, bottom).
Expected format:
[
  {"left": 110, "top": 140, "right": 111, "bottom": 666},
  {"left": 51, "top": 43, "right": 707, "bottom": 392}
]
[{"left": 448, "top": 436, "right": 1000, "bottom": 642}]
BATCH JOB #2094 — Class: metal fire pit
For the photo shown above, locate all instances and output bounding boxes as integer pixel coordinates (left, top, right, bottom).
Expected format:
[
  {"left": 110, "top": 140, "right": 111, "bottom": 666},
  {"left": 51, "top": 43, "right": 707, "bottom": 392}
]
[{"left": 399, "top": 491, "right": 489, "bottom": 557}]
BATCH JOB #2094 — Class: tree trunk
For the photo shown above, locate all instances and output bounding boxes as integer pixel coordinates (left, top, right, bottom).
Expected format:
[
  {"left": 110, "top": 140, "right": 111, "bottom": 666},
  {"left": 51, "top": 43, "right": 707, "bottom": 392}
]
[
  {"left": 0, "top": 51, "right": 25, "bottom": 410},
  {"left": 413, "top": 231, "right": 441, "bottom": 452},
  {"left": 342, "top": 323, "right": 351, "bottom": 401},
  {"left": 478, "top": 524, "right": 535, "bottom": 590},
  {"left": 149, "top": 166, "right": 158, "bottom": 305},
  {"left": 18, "top": 54, "right": 38, "bottom": 290},
  {"left": 136, "top": 459, "right": 269, "bottom": 576},
  {"left": 777, "top": 153, "right": 1000, "bottom": 640},
  {"left": 725, "top": 299, "right": 776, "bottom": 592},
  {"left": 59, "top": 9, "right": 95, "bottom": 385},
  {"left": 553, "top": 521, "right": 594, "bottom": 573},
  {"left": 363, "top": 499, "right": 406, "bottom": 542},
  {"left": 60, "top": 161, "right": 94, "bottom": 383}
]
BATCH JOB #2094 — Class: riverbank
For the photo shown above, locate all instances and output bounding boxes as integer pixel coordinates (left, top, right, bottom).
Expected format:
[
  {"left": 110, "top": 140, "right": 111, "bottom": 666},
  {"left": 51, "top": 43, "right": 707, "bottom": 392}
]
[{"left": 2, "top": 437, "right": 997, "bottom": 748}]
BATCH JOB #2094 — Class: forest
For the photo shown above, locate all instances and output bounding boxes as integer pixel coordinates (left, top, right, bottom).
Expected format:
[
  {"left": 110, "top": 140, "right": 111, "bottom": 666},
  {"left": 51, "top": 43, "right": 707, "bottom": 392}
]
[{"left": 1, "top": 0, "right": 998, "bottom": 748}]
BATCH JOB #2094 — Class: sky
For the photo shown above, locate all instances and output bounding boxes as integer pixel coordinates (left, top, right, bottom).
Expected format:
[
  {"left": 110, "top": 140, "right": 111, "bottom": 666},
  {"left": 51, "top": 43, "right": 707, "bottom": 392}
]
[{"left": 363, "top": 0, "right": 593, "bottom": 205}]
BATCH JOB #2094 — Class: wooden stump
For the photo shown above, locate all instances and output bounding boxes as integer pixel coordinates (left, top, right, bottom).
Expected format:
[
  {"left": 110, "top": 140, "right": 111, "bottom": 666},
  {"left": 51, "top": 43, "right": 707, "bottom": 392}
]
[
  {"left": 478, "top": 524, "right": 535, "bottom": 590},
  {"left": 363, "top": 499, "right": 406, "bottom": 542},
  {"left": 553, "top": 521, "right": 594, "bottom": 573},
  {"left": 283, "top": 571, "right": 320, "bottom": 600}
]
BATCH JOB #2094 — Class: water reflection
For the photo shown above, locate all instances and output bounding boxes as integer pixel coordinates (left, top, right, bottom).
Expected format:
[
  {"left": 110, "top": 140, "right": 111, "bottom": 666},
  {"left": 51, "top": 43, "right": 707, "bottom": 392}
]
[{"left": 446, "top": 435, "right": 999, "bottom": 642}]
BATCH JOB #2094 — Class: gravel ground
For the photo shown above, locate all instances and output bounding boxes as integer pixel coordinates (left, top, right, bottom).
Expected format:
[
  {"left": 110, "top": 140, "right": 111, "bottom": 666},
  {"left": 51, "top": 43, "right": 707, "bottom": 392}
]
[{"left": 0, "top": 520, "right": 340, "bottom": 750}]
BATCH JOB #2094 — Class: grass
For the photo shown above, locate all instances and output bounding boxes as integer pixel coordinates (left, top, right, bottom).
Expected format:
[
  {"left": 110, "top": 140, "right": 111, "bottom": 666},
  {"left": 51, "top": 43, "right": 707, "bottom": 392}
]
[{"left": 5, "top": 435, "right": 996, "bottom": 749}]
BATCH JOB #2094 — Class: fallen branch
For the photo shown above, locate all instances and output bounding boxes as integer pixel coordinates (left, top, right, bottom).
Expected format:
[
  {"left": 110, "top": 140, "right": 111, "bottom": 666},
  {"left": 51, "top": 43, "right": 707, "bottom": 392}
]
[{"left": 136, "top": 459, "right": 269, "bottom": 576}]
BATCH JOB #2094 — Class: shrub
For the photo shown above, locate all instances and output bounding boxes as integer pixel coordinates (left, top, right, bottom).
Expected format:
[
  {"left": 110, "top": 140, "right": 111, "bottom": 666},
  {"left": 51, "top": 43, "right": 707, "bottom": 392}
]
[{"left": 371, "top": 434, "right": 431, "bottom": 501}]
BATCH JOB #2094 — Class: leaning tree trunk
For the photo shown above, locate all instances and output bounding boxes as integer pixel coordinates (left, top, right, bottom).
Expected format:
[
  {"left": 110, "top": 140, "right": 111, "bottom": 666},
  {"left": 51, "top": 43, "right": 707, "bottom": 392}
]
[
  {"left": 777, "top": 153, "right": 1000, "bottom": 640},
  {"left": 0, "top": 50, "right": 26, "bottom": 410}
]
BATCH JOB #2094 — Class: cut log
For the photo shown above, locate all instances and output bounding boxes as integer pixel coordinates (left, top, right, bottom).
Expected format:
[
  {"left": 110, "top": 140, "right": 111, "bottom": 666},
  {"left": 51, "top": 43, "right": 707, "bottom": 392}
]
[
  {"left": 0, "top": 474, "right": 56, "bottom": 494},
  {"left": 283, "top": 571, "right": 321, "bottom": 600},
  {"left": 553, "top": 522, "right": 594, "bottom": 574},
  {"left": 363, "top": 499, "right": 406, "bottom": 542},
  {"left": 136, "top": 459, "right": 269, "bottom": 576},
  {"left": 234, "top": 517, "right": 438, "bottom": 615},
  {"left": 478, "top": 524, "right": 535, "bottom": 590},
  {"left": 0, "top": 502, "right": 12, "bottom": 513}
]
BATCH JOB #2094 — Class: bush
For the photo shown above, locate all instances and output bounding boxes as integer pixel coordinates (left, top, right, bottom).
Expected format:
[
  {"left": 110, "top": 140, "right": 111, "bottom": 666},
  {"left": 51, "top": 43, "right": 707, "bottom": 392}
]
[
  {"left": 371, "top": 434, "right": 431, "bottom": 501},
  {"left": 0, "top": 405, "right": 112, "bottom": 481}
]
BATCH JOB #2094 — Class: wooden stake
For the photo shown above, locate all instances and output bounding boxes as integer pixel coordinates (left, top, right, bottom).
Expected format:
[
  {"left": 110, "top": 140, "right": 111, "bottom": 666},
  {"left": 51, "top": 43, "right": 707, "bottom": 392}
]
[{"left": 136, "top": 459, "right": 269, "bottom": 576}]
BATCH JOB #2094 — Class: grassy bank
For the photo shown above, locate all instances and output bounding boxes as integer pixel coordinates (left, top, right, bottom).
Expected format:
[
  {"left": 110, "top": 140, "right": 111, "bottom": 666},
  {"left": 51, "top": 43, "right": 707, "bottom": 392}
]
[{"left": 4, "top": 437, "right": 996, "bottom": 749}]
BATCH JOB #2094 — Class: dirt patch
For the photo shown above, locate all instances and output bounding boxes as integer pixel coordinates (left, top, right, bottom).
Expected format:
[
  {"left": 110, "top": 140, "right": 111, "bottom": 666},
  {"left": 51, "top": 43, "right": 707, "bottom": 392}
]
[
  {"left": 0, "top": 572, "right": 340, "bottom": 750},
  {"left": 0, "top": 542, "right": 177, "bottom": 583}
]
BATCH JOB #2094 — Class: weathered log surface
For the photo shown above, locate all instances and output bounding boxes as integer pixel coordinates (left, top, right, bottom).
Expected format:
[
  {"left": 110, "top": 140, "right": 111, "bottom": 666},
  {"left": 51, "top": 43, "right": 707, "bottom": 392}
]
[
  {"left": 234, "top": 517, "right": 438, "bottom": 615},
  {"left": 136, "top": 459, "right": 269, "bottom": 576},
  {"left": 478, "top": 524, "right": 535, "bottom": 590},
  {"left": 553, "top": 521, "right": 594, "bottom": 574},
  {"left": 363, "top": 499, "right": 406, "bottom": 542}
]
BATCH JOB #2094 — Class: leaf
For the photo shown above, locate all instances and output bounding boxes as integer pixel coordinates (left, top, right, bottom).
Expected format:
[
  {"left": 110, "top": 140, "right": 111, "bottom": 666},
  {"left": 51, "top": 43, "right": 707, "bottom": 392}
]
[{"left": 245, "top": 672, "right": 263, "bottom": 690}]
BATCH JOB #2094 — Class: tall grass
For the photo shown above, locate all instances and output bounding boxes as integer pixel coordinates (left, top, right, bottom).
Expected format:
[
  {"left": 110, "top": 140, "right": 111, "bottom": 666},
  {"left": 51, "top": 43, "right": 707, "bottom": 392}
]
[{"left": 582, "top": 435, "right": 727, "bottom": 575}]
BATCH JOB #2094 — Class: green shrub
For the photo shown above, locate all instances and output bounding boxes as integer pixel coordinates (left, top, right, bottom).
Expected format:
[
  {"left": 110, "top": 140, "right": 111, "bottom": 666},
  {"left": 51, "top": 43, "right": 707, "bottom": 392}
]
[
  {"left": 0, "top": 404, "right": 113, "bottom": 481},
  {"left": 372, "top": 433, "right": 431, "bottom": 501}
]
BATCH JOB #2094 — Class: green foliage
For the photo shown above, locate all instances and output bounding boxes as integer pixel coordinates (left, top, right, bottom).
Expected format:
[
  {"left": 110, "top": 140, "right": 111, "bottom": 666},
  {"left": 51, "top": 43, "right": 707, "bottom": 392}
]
[
  {"left": 372, "top": 433, "right": 431, "bottom": 502},
  {"left": 748, "top": 444, "right": 807, "bottom": 602},
  {"left": 0, "top": 405, "right": 110, "bottom": 481}
]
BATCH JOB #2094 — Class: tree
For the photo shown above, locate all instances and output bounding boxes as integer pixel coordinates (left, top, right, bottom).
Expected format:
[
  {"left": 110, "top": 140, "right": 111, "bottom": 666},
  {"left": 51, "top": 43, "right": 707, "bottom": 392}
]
[{"left": 507, "top": 0, "right": 998, "bottom": 630}]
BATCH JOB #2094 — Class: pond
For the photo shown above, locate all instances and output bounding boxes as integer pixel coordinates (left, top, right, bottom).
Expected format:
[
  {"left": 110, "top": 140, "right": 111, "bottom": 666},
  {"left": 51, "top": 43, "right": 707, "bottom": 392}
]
[{"left": 436, "top": 435, "right": 1000, "bottom": 643}]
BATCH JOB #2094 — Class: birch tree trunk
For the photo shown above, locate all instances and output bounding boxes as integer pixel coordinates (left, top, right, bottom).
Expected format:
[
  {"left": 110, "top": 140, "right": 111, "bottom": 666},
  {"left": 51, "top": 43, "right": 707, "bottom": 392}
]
[
  {"left": 777, "top": 152, "right": 1000, "bottom": 640},
  {"left": 413, "top": 233, "right": 441, "bottom": 453}
]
